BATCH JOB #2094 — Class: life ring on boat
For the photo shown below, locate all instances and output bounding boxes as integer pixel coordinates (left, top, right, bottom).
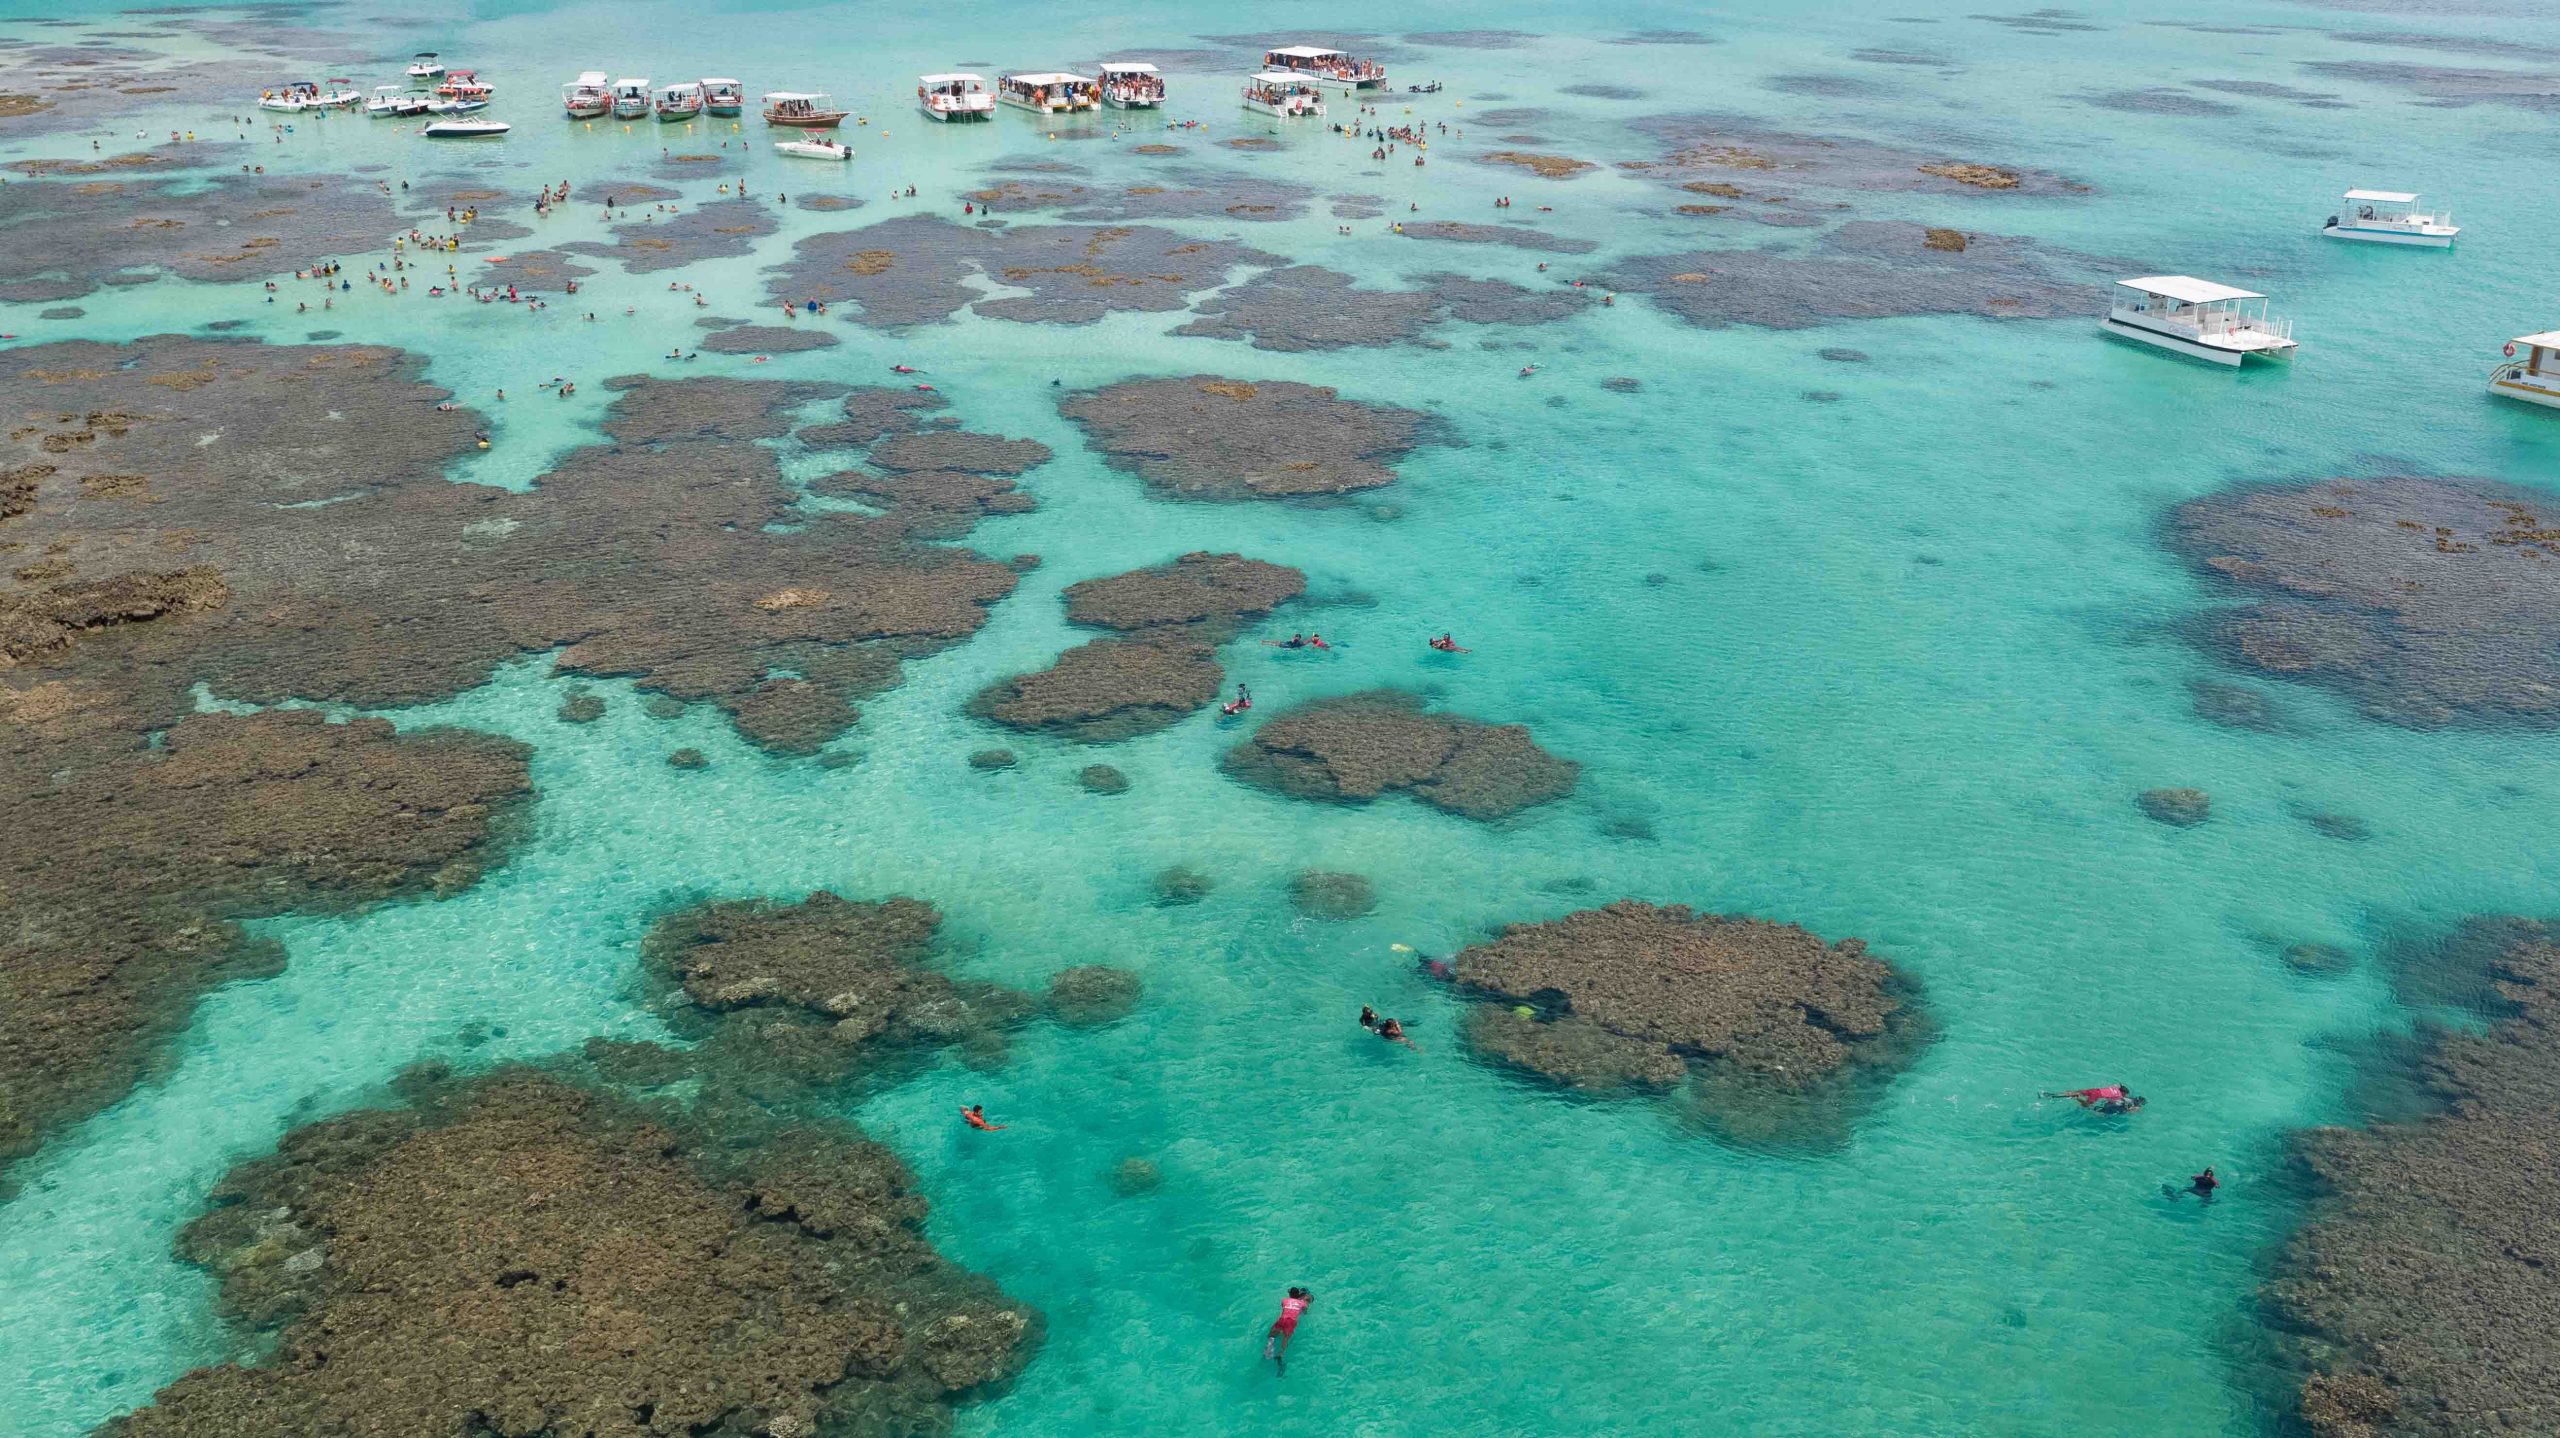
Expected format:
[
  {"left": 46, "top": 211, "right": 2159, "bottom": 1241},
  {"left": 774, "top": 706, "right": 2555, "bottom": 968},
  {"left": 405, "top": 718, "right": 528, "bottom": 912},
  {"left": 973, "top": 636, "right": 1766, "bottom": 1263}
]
[{"left": 2506, "top": 342, "right": 2518, "bottom": 358}]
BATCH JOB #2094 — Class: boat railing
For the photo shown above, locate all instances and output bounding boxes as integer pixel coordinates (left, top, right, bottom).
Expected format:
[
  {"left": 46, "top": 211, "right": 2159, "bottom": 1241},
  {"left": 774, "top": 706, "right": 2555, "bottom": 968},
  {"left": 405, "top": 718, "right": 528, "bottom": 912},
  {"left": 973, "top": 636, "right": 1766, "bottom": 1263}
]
[{"left": 2493, "top": 363, "right": 2556, "bottom": 387}]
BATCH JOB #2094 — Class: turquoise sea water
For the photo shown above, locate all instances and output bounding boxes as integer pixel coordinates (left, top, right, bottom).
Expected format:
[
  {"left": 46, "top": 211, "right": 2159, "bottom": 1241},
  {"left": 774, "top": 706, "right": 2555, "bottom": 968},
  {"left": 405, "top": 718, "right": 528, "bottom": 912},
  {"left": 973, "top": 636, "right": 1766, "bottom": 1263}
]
[{"left": 8, "top": 0, "right": 2560, "bottom": 1433}]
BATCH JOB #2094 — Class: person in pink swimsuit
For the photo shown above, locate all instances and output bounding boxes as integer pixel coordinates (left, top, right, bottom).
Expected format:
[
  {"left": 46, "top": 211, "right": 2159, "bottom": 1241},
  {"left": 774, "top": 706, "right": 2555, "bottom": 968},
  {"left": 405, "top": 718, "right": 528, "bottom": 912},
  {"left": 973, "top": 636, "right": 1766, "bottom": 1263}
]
[{"left": 1263, "top": 1287, "right": 1313, "bottom": 1374}]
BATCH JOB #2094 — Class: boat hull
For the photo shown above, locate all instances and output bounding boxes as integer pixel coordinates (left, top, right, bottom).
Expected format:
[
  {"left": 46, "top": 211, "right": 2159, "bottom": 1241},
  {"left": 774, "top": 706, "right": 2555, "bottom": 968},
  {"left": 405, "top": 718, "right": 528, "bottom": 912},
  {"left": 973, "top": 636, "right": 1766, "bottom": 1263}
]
[
  {"left": 922, "top": 103, "right": 993, "bottom": 121},
  {"left": 2322, "top": 223, "right": 2457, "bottom": 249},
  {"left": 425, "top": 123, "right": 510, "bottom": 139},
  {"left": 2492, "top": 374, "right": 2560, "bottom": 410},
  {"left": 2100, "top": 316, "right": 2289, "bottom": 367},
  {"left": 707, "top": 104, "right": 741, "bottom": 117},
  {"left": 657, "top": 106, "right": 702, "bottom": 121},
  {"left": 565, "top": 103, "right": 609, "bottom": 119},
  {"left": 996, "top": 95, "right": 1092, "bottom": 113},
  {"left": 1242, "top": 97, "right": 1322, "bottom": 118},
  {"left": 766, "top": 112, "right": 848, "bottom": 128},
  {"left": 1104, "top": 94, "right": 1161, "bottom": 109}
]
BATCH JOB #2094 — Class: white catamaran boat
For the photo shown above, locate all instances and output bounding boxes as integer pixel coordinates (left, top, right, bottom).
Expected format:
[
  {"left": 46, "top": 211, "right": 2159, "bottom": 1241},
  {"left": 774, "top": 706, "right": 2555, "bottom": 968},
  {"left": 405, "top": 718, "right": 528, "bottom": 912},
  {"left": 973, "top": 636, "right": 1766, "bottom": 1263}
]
[
  {"left": 424, "top": 118, "right": 510, "bottom": 139},
  {"left": 763, "top": 91, "right": 850, "bottom": 127},
  {"left": 1242, "top": 71, "right": 1326, "bottom": 117},
  {"left": 701, "top": 79, "right": 744, "bottom": 117},
  {"left": 1099, "top": 62, "right": 1164, "bottom": 108},
  {"left": 776, "top": 136, "right": 853, "bottom": 160},
  {"left": 1261, "top": 45, "right": 1386, "bottom": 91},
  {"left": 918, "top": 73, "right": 995, "bottom": 121},
  {"left": 406, "top": 52, "right": 444, "bottom": 82},
  {"left": 2490, "top": 332, "right": 2560, "bottom": 411},
  {"left": 997, "top": 72, "right": 1097, "bottom": 113},
  {"left": 2103, "top": 276, "right": 2299, "bottom": 367},
  {"left": 368, "top": 84, "right": 430, "bottom": 117},
  {"left": 562, "top": 71, "right": 611, "bottom": 119},
  {"left": 655, "top": 80, "right": 705, "bottom": 122},
  {"left": 611, "top": 78, "right": 652, "bottom": 119},
  {"left": 2323, "top": 189, "right": 2459, "bottom": 248}
]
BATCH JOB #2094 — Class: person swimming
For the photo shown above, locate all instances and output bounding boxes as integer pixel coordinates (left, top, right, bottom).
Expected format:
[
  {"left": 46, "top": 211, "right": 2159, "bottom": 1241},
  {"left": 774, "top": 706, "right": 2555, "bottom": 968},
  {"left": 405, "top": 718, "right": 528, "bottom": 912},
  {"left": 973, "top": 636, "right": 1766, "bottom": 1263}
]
[
  {"left": 2043, "top": 1084, "right": 2132, "bottom": 1109},
  {"left": 1220, "top": 683, "right": 1252, "bottom": 717},
  {"left": 1266, "top": 633, "right": 1311, "bottom": 650},
  {"left": 1374, "top": 1016, "right": 1416, "bottom": 1049},
  {"left": 1428, "top": 633, "right": 1470, "bottom": 653},
  {"left": 1263, "top": 1287, "right": 1313, "bottom": 1375},
  {"left": 961, "top": 1104, "right": 1006, "bottom": 1131},
  {"left": 1359, "top": 1005, "right": 1379, "bottom": 1029},
  {"left": 2186, "top": 1166, "right": 2218, "bottom": 1200}
]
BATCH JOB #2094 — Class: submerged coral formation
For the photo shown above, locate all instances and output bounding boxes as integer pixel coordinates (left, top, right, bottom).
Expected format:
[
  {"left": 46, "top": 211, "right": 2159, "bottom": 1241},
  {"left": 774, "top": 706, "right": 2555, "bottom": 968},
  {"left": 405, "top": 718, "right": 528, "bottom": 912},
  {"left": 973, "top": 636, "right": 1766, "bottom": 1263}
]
[
  {"left": 1450, "top": 903, "right": 1925, "bottom": 1138},
  {"left": 1060, "top": 376, "right": 1438, "bottom": 501},
  {"left": 106, "top": 1066, "right": 1035, "bottom": 1437},
  {"left": 975, "top": 553, "right": 1305, "bottom": 742},
  {"left": 2172, "top": 476, "right": 2560, "bottom": 728},
  {"left": 1222, "top": 690, "right": 1578, "bottom": 820},
  {"left": 0, "top": 710, "right": 527, "bottom": 1173},
  {"left": 2265, "top": 918, "right": 2560, "bottom": 1438}
]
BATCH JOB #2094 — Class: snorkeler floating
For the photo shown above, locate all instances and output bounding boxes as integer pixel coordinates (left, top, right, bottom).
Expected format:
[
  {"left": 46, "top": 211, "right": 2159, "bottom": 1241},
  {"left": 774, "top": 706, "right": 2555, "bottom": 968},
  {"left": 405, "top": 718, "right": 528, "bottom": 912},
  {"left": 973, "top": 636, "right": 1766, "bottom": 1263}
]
[
  {"left": 1262, "top": 633, "right": 1331, "bottom": 651},
  {"left": 1428, "top": 633, "right": 1470, "bottom": 653},
  {"left": 1359, "top": 1006, "right": 1418, "bottom": 1049},
  {"left": 2042, "top": 1083, "right": 2145, "bottom": 1116},
  {"left": 1263, "top": 1287, "right": 1313, "bottom": 1375},
  {"left": 960, "top": 1104, "right": 1006, "bottom": 1131},
  {"left": 1220, "top": 683, "right": 1253, "bottom": 717}
]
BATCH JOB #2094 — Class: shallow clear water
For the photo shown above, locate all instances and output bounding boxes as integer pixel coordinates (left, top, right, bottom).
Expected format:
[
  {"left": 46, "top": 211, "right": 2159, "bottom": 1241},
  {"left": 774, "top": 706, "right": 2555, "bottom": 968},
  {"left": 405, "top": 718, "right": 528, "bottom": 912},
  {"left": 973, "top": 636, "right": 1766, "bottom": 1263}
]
[{"left": 7, "top": 0, "right": 2560, "bottom": 1433}]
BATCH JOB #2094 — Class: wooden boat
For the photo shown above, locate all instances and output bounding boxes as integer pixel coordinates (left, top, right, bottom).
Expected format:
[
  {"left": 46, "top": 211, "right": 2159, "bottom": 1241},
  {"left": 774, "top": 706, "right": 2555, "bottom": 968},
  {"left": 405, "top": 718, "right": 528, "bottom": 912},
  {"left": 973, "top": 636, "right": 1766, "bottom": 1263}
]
[
  {"left": 701, "top": 78, "right": 745, "bottom": 117},
  {"left": 655, "top": 80, "right": 704, "bottom": 121},
  {"left": 763, "top": 90, "right": 849, "bottom": 127}
]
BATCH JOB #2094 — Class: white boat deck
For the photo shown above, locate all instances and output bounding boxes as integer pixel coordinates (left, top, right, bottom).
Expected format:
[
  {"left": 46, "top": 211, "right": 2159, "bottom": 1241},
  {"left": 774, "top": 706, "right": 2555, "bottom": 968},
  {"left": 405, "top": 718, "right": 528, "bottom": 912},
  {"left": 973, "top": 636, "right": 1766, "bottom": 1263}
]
[{"left": 2104, "top": 276, "right": 2298, "bottom": 366}]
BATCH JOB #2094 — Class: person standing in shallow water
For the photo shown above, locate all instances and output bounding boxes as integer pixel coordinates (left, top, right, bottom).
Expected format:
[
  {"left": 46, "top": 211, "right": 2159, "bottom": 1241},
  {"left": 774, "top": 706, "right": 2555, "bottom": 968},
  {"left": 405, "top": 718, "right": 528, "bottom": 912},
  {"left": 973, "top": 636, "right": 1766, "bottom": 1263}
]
[{"left": 1263, "top": 1287, "right": 1313, "bottom": 1375}]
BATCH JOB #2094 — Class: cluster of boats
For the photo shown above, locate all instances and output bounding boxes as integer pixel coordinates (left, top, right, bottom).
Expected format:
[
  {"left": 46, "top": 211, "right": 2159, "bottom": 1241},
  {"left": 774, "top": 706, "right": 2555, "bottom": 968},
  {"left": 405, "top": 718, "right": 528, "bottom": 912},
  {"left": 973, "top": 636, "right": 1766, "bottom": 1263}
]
[
  {"left": 558, "top": 73, "right": 749, "bottom": 122},
  {"left": 2103, "top": 188, "right": 2549, "bottom": 409}
]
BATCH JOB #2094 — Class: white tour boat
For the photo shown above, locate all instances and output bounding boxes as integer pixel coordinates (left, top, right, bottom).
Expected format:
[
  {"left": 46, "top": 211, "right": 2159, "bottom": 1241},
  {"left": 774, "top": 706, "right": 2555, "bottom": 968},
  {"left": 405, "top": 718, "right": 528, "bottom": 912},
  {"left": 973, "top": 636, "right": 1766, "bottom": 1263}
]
[
  {"left": 611, "top": 78, "right": 652, "bottom": 119},
  {"left": 2323, "top": 189, "right": 2459, "bottom": 248},
  {"left": 424, "top": 118, "right": 511, "bottom": 139},
  {"left": 919, "top": 73, "right": 995, "bottom": 121},
  {"left": 319, "top": 79, "right": 364, "bottom": 107},
  {"left": 776, "top": 137, "right": 853, "bottom": 161},
  {"left": 655, "top": 80, "right": 705, "bottom": 122},
  {"left": 562, "top": 71, "right": 611, "bottom": 119},
  {"left": 434, "top": 70, "right": 493, "bottom": 100},
  {"left": 1261, "top": 45, "right": 1386, "bottom": 91},
  {"left": 406, "top": 52, "right": 444, "bottom": 82},
  {"left": 2490, "top": 332, "right": 2560, "bottom": 411},
  {"left": 1100, "top": 62, "right": 1164, "bottom": 108},
  {"left": 257, "top": 80, "right": 353, "bottom": 112},
  {"left": 368, "top": 84, "right": 430, "bottom": 117},
  {"left": 997, "top": 72, "right": 1097, "bottom": 113},
  {"left": 1242, "top": 71, "right": 1326, "bottom": 118},
  {"left": 702, "top": 78, "right": 745, "bottom": 117},
  {"left": 763, "top": 90, "right": 850, "bottom": 127},
  {"left": 2103, "top": 276, "right": 2299, "bottom": 367}
]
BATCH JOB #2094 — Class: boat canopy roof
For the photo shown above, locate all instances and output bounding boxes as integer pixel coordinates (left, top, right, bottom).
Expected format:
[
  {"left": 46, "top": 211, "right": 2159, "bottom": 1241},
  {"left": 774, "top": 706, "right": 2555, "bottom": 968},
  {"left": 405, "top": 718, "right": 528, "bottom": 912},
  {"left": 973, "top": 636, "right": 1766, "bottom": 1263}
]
[
  {"left": 920, "top": 72, "right": 986, "bottom": 84},
  {"left": 1100, "top": 61, "right": 1159, "bottom": 74},
  {"left": 2118, "top": 275, "right": 2263, "bottom": 305},
  {"left": 574, "top": 70, "right": 609, "bottom": 84},
  {"left": 2515, "top": 331, "right": 2560, "bottom": 350},
  {"left": 1268, "top": 45, "right": 1346, "bottom": 58},
  {"left": 1250, "top": 70, "right": 1319, "bottom": 84},
  {"left": 700, "top": 77, "right": 740, "bottom": 86},
  {"left": 2343, "top": 188, "right": 2418, "bottom": 204},
  {"left": 659, "top": 80, "right": 702, "bottom": 92},
  {"left": 761, "top": 90, "right": 830, "bottom": 101},
  {"left": 614, "top": 77, "right": 648, "bottom": 87},
  {"left": 1004, "top": 72, "right": 1090, "bottom": 85},
  {"left": 414, "top": 51, "right": 437, "bottom": 58}
]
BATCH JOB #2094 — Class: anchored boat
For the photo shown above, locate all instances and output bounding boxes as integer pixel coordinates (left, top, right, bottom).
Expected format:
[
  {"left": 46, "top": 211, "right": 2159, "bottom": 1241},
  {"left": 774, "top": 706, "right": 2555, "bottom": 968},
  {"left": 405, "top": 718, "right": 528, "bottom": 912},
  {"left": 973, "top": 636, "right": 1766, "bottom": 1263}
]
[
  {"left": 257, "top": 80, "right": 357, "bottom": 112},
  {"left": 2323, "top": 189, "right": 2458, "bottom": 248},
  {"left": 919, "top": 72, "right": 995, "bottom": 121},
  {"left": 763, "top": 90, "right": 850, "bottom": 127},
  {"left": 406, "top": 52, "right": 444, "bottom": 82},
  {"left": 702, "top": 78, "right": 745, "bottom": 117},
  {"left": 2103, "top": 276, "right": 2298, "bottom": 367},
  {"left": 1242, "top": 71, "right": 1326, "bottom": 117},
  {"left": 424, "top": 118, "right": 510, "bottom": 139},
  {"left": 611, "top": 78, "right": 652, "bottom": 119},
  {"left": 1100, "top": 62, "right": 1164, "bottom": 108},
  {"left": 2491, "top": 333, "right": 2560, "bottom": 410},
  {"left": 1261, "top": 44, "right": 1386, "bottom": 91},
  {"left": 562, "top": 71, "right": 611, "bottom": 119},
  {"left": 368, "top": 84, "right": 430, "bottom": 117},
  {"left": 434, "top": 69, "right": 493, "bottom": 100},
  {"left": 997, "top": 71, "right": 1097, "bottom": 113},
  {"left": 656, "top": 80, "right": 705, "bottom": 122},
  {"left": 776, "top": 137, "right": 853, "bottom": 160}
]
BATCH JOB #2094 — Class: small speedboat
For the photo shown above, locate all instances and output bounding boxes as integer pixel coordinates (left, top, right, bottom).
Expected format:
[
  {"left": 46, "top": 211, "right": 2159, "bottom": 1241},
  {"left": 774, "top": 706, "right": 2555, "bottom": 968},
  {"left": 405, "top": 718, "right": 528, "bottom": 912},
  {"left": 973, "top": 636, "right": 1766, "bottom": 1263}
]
[
  {"left": 435, "top": 69, "right": 493, "bottom": 99},
  {"left": 424, "top": 96, "right": 489, "bottom": 115},
  {"left": 367, "top": 84, "right": 429, "bottom": 117},
  {"left": 424, "top": 118, "right": 511, "bottom": 139},
  {"left": 407, "top": 52, "right": 444, "bottom": 82},
  {"left": 776, "top": 137, "right": 852, "bottom": 160}
]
